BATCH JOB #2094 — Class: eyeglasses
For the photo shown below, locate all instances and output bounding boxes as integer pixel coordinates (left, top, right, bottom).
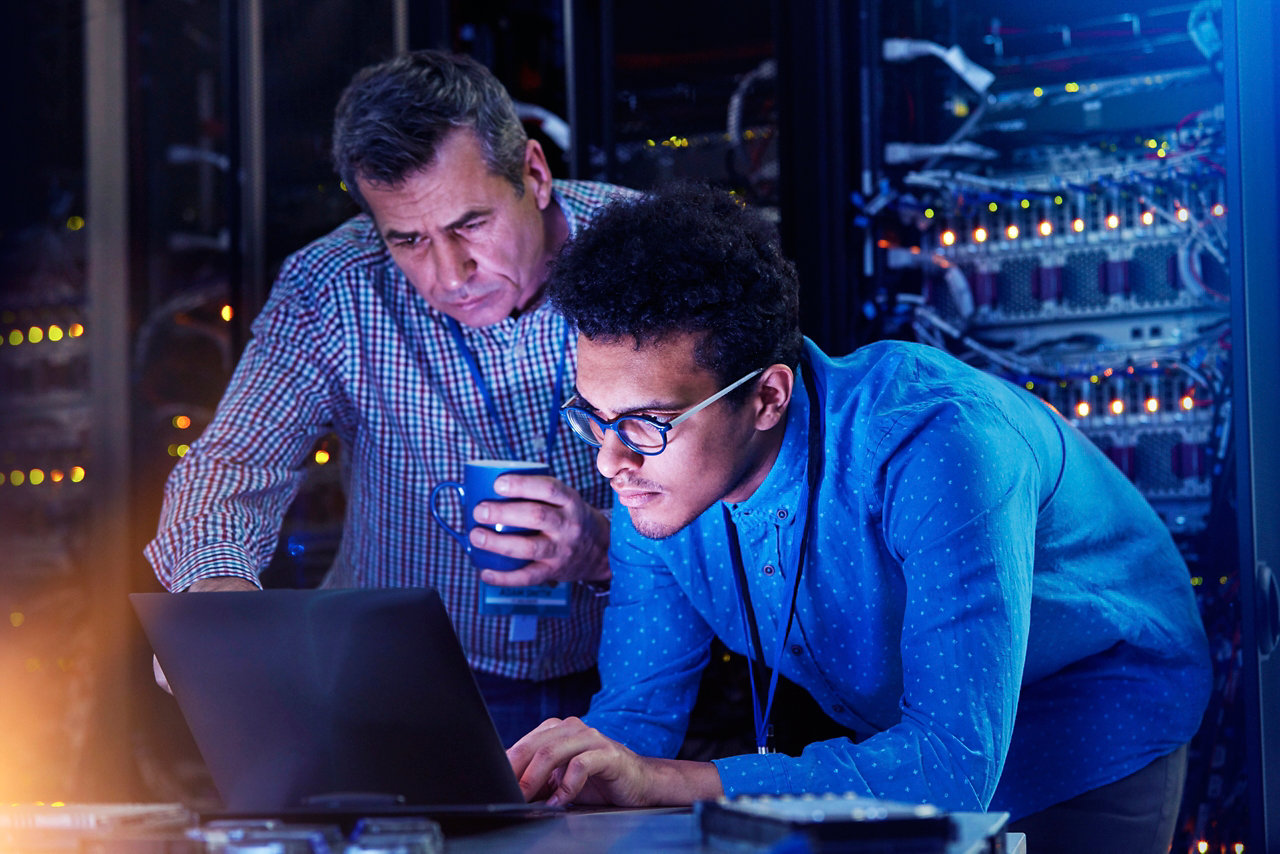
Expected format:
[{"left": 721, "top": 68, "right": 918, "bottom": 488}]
[{"left": 561, "top": 368, "right": 765, "bottom": 456}]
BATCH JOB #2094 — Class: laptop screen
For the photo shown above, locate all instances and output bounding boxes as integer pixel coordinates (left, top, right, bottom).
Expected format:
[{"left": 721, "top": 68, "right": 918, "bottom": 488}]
[{"left": 130, "top": 588, "right": 526, "bottom": 811}]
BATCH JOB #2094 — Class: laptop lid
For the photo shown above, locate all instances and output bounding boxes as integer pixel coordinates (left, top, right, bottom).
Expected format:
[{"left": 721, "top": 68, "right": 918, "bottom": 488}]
[{"left": 130, "top": 588, "right": 526, "bottom": 812}]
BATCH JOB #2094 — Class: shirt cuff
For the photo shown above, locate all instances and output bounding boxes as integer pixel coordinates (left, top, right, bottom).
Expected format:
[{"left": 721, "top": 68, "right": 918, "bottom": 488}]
[
  {"left": 712, "top": 752, "right": 800, "bottom": 797},
  {"left": 166, "top": 543, "right": 263, "bottom": 592}
]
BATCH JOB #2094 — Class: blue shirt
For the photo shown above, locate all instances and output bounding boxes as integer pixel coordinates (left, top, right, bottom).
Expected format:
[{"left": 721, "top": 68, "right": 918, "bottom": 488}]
[
  {"left": 145, "top": 180, "right": 633, "bottom": 680},
  {"left": 584, "top": 338, "right": 1210, "bottom": 819}
]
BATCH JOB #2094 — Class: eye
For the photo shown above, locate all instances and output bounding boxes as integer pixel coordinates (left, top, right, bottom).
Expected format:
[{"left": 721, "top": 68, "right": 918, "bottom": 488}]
[{"left": 391, "top": 235, "right": 422, "bottom": 249}]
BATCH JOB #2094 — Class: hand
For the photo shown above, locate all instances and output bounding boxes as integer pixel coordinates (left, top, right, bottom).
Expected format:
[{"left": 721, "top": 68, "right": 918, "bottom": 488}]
[
  {"left": 152, "top": 576, "right": 259, "bottom": 694},
  {"left": 507, "top": 717, "right": 722, "bottom": 807},
  {"left": 471, "top": 474, "right": 610, "bottom": 588}
]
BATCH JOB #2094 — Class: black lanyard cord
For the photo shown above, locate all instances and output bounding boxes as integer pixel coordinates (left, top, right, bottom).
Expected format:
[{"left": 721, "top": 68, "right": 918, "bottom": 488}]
[{"left": 726, "top": 356, "right": 824, "bottom": 754}]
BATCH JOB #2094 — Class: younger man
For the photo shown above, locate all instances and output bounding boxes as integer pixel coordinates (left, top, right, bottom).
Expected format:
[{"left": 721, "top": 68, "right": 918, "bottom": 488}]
[{"left": 508, "top": 184, "right": 1210, "bottom": 854}]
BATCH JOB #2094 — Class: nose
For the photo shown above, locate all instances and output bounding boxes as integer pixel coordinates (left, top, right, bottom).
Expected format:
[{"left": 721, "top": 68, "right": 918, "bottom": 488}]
[
  {"left": 431, "top": 235, "right": 475, "bottom": 290},
  {"left": 595, "top": 430, "right": 642, "bottom": 479}
]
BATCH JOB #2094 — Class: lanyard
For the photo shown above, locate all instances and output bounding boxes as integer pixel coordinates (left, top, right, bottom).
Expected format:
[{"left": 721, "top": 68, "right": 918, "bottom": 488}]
[
  {"left": 445, "top": 315, "right": 570, "bottom": 465},
  {"left": 726, "top": 357, "right": 823, "bottom": 754}
]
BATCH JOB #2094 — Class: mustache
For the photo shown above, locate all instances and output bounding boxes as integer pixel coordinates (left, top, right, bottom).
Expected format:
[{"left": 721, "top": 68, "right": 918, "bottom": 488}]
[{"left": 611, "top": 475, "right": 663, "bottom": 493}]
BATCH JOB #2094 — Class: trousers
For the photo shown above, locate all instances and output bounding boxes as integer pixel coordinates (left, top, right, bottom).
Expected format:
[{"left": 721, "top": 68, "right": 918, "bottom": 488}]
[
  {"left": 1007, "top": 742, "right": 1189, "bottom": 854},
  {"left": 472, "top": 666, "right": 600, "bottom": 748}
]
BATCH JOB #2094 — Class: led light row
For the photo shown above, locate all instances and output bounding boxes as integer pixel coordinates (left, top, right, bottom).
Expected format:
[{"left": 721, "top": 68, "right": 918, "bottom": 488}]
[
  {"left": 0, "top": 467, "right": 86, "bottom": 486},
  {"left": 1, "top": 324, "right": 85, "bottom": 347},
  {"left": 936, "top": 203, "right": 1225, "bottom": 247}
]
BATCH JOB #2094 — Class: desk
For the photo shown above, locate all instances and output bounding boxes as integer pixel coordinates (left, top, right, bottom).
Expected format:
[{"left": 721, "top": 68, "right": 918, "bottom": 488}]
[
  {"left": 446, "top": 808, "right": 1026, "bottom": 854},
  {"left": 0, "top": 804, "right": 1027, "bottom": 853}
]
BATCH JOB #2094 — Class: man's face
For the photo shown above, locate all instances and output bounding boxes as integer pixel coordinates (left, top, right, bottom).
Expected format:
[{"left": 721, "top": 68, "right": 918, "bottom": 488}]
[
  {"left": 574, "top": 333, "right": 770, "bottom": 539},
  {"left": 358, "top": 129, "right": 556, "bottom": 327}
]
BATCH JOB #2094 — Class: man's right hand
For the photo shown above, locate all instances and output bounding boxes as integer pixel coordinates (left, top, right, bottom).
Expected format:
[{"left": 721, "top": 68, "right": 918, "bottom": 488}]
[{"left": 153, "top": 576, "right": 259, "bottom": 694}]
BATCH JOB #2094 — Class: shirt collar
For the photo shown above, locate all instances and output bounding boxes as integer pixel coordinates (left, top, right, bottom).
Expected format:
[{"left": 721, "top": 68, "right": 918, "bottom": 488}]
[{"left": 724, "top": 365, "right": 809, "bottom": 532}]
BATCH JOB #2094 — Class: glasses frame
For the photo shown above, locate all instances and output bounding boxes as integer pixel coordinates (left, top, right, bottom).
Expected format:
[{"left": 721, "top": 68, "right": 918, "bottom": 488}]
[{"left": 560, "top": 368, "right": 765, "bottom": 456}]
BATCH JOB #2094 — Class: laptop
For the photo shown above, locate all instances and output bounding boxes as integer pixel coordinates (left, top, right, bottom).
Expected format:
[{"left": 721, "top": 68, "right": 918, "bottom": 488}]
[{"left": 130, "top": 588, "right": 528, "bottom": 813}]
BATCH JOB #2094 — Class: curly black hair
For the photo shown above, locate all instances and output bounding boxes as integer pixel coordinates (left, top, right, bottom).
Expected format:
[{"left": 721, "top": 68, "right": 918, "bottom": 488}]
[
  {"left": 548, "top": 182, "right": 802, "bottom": 396},
  {"left": 332, "top": 50, "right": 528, "bottom": 214}
]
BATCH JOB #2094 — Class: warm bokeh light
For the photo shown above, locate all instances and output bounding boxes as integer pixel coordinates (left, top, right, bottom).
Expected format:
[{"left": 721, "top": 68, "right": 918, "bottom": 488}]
[
  {"left": 28, "top": 470, "right": 45, "bottom": 486},
  {"left": 973, "top": 227, "right": 988, "bottom": 243},
  {"left": 8, "top": 329, "right": 22, "bottom": 346},
  {"left": 1065, "top": 82, "right": 1080, "bottom": 93},
  {"left": 221, "top": 304, "right": 234, "bottom": 322},
  {"left": 50, "top": 470, "right": 64, "bottom": 483},
  {"left": 9, "top": 612, "right": 23, "bottom": 628},
  {"left": 1106, "top": 213, "right": 1120, "bottom": 229},
  {"left": 924, "top": 208, "right": 934, "bottom": 219},
  {"left": 66, "top": 215, "right": 85, "bottom": 231},
  {"left": 69, "top": 466, "right": 85, "bottom": 483},
  {"left": 1005, "top": 225, "right": 1020, "bottom": 240},
  {"left": 172, "top": 415, "right": 192, "bottom": 429},
  {"left": 941, "top": 230, "right": 956, "bottom": 247},
  {"left": 1140, "top": 211, "right": 1155, "bottom": 226},
  {"left": 28, "top": 327, "right": 44, "bottom": 344},
  {"left": 47, "top": 325, "right": 64, "bottom": 342},
  {"left": 1038, "top": 221, "right": 1053, "bottom": 237},
  {"left": 988, "top": 202, "right": 999, "bottom": 213},
  {"left": 1109, "top": 399, "right": 1125, "bottom": 416},
  {"left": 1075, "top": 402, "right": 1091, "bottom": 418},
  {"left": 1145, "top": 397, "right": 1159, "bottom": 413},
  {"left": 176, "top": 444, "right": 190, "bottom": 457},
  {"left": 1020, "top": 199, "right": 1030, "bottom": 209},
  {"left": 1211, "top": 203, "right": 1226, "bottom": 217},
  {"left": 1181, "top": 395, "right": 1195, "bottom": 411},
  {"left": 69, "top": 323, "right": 84, "bottom": 337},
  {"left": 314, "top": 449, "right": 331, "bottom": 465},
  {"left": 9, "top": 470, "right": 25, "bottom": 486},
  {"left": 1072, "top": 218, "right": 1085, "bottom": 233},
  {"left": 1176, "top": 207, "right": 1190, "bottom": 222}
]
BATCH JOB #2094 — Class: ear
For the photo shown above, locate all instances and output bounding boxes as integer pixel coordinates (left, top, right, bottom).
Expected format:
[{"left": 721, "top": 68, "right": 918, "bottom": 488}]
[
  {"left": 752, "top": 364, "right": 795, "bottom": 431},
  {"left": 524, "top": 139, "right": 555, "bottom": 210}
]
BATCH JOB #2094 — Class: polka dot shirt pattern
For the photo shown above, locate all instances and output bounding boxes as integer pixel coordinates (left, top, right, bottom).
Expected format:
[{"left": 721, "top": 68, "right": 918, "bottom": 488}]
[{"left": 583, "top": 339, "right": 1211, "bottom": 820}]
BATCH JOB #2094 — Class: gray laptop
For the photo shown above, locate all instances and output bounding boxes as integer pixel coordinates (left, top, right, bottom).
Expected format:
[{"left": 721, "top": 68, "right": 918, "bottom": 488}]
[{"left": 130, "top": 587, "right": 527, "bottom": 812}]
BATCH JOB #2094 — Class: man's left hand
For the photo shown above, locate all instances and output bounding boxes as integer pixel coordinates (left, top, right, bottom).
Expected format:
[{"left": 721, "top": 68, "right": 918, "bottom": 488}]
[{"left": 471, "top": 473, "right": 610, "bottom": 587}]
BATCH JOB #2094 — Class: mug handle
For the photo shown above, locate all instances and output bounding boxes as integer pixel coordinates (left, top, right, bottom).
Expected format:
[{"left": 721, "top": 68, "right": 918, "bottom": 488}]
[{"left": 428, "top": 481, "right": 470, "bottom": 552}]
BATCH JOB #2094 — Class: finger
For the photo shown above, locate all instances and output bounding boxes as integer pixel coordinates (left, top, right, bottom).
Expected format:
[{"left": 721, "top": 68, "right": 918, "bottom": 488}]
[
  {"left": 506, "top": 717, "right": 565, "bottom": 778},
  {"left": 514, "top": 719, "right": 601, "bottom": 799},
  {"left": 469, "top": 526, "right": 559, "bottom": 562},
  {"left": 473, "top": 498, "right": 565, "bottom": 536},
  {"left": 493, "top": 474, "right": 576, "bottom": 507}
]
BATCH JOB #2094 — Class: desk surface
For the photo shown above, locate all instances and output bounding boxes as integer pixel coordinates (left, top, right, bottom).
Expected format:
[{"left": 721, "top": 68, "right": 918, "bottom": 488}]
[
  {"left": 446, "top": 808, "right": 1027, "bottom": 854},
  {"left": 0, "top": 803, "right": 1027, "bottom": 853}
]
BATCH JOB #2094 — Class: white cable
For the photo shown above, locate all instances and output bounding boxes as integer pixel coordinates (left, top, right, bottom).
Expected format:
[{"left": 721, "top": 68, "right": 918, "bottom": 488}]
[
  {"left": 882, "top": 38, "right": 996, "bottom": 94},
  {"left": 513, "top": 102, "right": 571, "bottom": 153}
]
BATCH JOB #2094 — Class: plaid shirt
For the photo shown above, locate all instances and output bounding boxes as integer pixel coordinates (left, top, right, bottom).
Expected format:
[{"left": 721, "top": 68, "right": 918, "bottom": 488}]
[{"left": 145, "top": 180, "right": 632, "bottom": 680}]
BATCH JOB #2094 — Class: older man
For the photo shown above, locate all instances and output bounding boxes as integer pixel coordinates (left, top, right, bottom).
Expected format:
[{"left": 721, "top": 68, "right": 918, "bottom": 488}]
[{"left": 145, "top": 50, "right": 631, "bottom": 745}]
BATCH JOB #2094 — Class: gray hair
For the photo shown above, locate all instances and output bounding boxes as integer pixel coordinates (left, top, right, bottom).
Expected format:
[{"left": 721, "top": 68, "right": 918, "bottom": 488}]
[{"left": 332, "top": 50, "right": 528, "bottom": 213}]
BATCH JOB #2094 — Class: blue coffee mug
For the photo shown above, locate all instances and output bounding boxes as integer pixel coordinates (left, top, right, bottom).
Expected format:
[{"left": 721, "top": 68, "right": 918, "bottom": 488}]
[{"left": 429, "top": 460, "right": 550, "bottom": 571}]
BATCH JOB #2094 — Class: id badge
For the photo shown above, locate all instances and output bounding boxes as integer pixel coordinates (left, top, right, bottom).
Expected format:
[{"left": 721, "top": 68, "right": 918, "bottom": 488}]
[{"left": 480, "top": 581, "right": 571, "bottom": 618}]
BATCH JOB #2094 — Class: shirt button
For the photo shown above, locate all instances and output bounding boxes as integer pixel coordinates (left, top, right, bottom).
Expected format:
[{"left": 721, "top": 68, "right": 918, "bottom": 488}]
[
  {"left": 776, "top": 508, "right": 789, "bottom": 520},
  {"left": 790, "top": 644, "right": 803, "bottom": 656},
  {"left": 762, "top": 565, "right": 776, "bottom": 576}
]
